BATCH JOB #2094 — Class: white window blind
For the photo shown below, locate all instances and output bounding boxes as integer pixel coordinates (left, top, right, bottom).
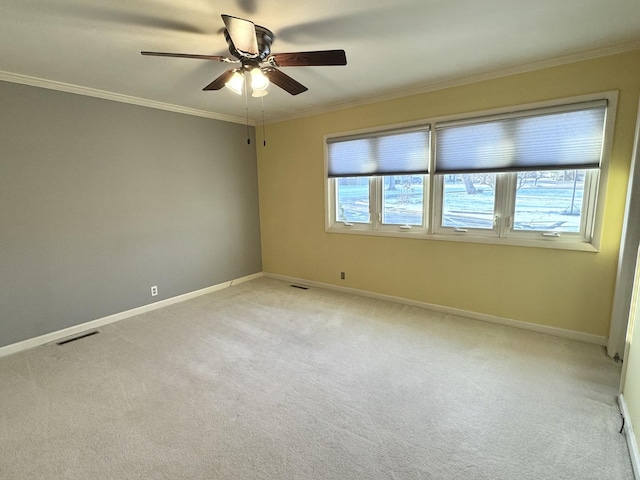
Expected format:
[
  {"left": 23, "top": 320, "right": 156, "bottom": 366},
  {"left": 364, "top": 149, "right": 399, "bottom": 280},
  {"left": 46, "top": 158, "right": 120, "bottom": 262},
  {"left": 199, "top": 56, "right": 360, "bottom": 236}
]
[
  {"left": 434, "top": 101, "right": 607, "bottom": 174},
  {"left": 327, "top": 127, "right": 430, "bottom": 178}
]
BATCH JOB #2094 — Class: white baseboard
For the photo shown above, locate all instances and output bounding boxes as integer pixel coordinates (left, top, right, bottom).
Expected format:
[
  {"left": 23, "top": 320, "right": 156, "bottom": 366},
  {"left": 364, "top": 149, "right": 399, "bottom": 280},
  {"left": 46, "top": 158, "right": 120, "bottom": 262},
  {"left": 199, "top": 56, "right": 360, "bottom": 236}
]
[
  {"left": 265, "top": 273, "right": 608, "bottom": 346},
  {"left": 620, "top": 394, "right": 640, "bottom": 479},
  {"left": 2, "top": 270, "right": 606, "bottom": 359},
  {"left": 0, "top": 272, "right": 264, "bottom": 359}
]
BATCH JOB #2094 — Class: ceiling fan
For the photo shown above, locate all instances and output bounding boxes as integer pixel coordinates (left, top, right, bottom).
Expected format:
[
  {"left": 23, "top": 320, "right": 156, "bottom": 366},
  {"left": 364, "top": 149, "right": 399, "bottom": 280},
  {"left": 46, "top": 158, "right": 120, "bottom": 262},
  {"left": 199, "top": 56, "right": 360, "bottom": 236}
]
[{"left": 141, "top": 14, "right": 347, "bottom": 97}]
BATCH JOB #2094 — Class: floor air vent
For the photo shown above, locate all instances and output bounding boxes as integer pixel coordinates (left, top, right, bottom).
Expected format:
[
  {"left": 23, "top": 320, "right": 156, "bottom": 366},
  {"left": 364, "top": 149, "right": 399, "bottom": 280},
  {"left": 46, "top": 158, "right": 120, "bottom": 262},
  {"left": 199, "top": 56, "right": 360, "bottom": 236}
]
[
  {"left": 56, "top": 330, "right": 100, "bottom": 346},
  {"left": 290, "top": 284, "right": 309, "bottom": 290}
]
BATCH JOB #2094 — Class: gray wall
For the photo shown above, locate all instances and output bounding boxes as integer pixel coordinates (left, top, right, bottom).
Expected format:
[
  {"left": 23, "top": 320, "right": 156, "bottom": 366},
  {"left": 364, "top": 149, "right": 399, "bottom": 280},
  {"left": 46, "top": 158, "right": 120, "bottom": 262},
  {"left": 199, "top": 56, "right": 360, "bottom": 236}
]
[{"left": 0, "top": 81, "right": 262, "bottom": 347}]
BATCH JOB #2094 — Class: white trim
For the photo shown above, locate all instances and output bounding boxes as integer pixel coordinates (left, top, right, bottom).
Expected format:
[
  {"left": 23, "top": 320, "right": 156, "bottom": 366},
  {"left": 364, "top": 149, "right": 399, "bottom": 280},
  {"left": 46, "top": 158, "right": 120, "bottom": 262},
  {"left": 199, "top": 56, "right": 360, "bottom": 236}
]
[
  {"left": 228, "top": 272, "right": 263, "bottom": 286},
  {"left": 324, "top": 227, "right": 600, "bottom": 252},
  {"left": 267, "top": 40, "right": 640, "bottom": 124},
  {"left": 431, "top": 170, "right": 599, "bottom": 246},
  {"left": 0, "top": 71, "right": 254, "bottom": 126},
  {"left": 609, "top": 98, "right": 640, "bottom": 360},
  {"left": 619, "top": 394, "right": 640, "bottom": 479},
  {"left": 323, "top": 91, "right": 617, "bottom": 253},
  {"left": 265, "top": 272, "right": 608, "bottom": 346},
  {"left": 0, "top": 272, "right": 264, "bottom": 359},
  {"left": 2, "top": 41, "right": 637, "bottom": 127}
]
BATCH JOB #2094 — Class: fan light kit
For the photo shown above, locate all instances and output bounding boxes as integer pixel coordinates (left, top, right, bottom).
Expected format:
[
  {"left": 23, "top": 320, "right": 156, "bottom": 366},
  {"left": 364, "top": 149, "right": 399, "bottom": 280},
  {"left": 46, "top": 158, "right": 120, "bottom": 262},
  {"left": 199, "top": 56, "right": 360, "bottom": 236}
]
[{"left": 141, "top": 14, "right": 347, "bottom": 97}]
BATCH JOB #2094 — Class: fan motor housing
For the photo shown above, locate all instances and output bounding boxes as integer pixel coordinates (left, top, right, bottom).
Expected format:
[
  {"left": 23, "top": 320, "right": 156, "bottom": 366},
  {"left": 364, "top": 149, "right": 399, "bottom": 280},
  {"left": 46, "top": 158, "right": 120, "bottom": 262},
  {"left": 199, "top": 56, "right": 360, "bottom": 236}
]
[{"left": 224, "top": 25, "right": 274, "bottom": 61}]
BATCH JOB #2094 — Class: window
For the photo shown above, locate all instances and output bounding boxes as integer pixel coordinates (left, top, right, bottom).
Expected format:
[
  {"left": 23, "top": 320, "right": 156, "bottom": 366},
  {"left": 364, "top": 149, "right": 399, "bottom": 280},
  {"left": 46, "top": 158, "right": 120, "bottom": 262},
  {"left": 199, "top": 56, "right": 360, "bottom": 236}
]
[
  {"left": 325, "top": 92, "right": 615, "bottom": 250},
  {"left": 382, "top": 175, "right": 425, "bottom": 226},
  {"left": 336, "top": 177, "right": 370, "bottom": 223},
  {"left": 512, "top": 170, "right": 589, "bottom": 234},
  {"left": 326, "top": 126, "right": 431, "bottom": 234},
  {"left": 441, "top": 173, "right": 498, "bottom": 230},
  {"left": 433, "top": 100, "right": 606, "bottom": 244}
]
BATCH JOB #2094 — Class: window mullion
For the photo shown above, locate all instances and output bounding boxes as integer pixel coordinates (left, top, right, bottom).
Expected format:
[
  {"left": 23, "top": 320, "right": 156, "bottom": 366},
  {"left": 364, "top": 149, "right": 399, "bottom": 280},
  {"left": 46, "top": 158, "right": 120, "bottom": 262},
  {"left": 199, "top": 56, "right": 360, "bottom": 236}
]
[
  {"left": 495, "top": 173, "right": 515, "bottom": 237},
  {"left": 371, "top": 176, "right": 381, "bottom": 228},
  {"left": 428, "top": 133, "right": 437, "bottom": 233},
  {"left": 371, "top": 135, "right": 381, "bottom": 229},
  {"left": 423, "top": 174, "right": 430, "bottom": 231},
  {"left": 431, "top": 175, "right": 442, "bottom": 234}
]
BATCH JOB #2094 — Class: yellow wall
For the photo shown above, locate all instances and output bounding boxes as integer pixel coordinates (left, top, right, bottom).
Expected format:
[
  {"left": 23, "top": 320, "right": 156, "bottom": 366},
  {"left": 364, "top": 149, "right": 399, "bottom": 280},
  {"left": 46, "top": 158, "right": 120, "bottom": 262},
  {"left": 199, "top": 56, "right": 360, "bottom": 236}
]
[{"left": 257, "top": 50, "right": 640, "bottom": 337}]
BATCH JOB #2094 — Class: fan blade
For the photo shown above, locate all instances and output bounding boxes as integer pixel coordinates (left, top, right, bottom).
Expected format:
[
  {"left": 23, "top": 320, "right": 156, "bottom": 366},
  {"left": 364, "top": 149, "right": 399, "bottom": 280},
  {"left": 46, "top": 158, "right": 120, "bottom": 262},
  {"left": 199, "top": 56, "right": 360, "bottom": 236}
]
[
  {"left": 264, "top": 68, "right": 308, "bottom": 95},
  {"left": 221, "top": 14, "right": 258, "bottom": 55},
  {"left": 203, "top": 69, "right": 236, "bottom": 91},
  {"left": 141, "top": 51, "right": 233, "bottom": 62},
  {"left": 270, "top": 50, "right": 347, "bottom": 67}
]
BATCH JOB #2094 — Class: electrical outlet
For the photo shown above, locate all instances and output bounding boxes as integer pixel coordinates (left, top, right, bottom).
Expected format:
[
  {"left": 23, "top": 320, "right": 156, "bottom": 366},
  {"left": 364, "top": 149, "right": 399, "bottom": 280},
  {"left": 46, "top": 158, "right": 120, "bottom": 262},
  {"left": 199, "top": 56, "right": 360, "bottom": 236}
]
[
  {"left": 151, "top": 285, "right": 158, "bottom": 296},
  {"left": 340, "top": 272, "right": 345, "bottom": 280}
]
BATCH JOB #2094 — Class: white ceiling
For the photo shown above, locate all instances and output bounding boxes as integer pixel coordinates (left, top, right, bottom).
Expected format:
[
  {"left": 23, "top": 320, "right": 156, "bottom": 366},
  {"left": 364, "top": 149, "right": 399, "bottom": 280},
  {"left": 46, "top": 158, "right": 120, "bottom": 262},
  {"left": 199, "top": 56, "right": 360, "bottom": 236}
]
[{"left": 1, "top": 0, "right": 639, "bottom": 123}]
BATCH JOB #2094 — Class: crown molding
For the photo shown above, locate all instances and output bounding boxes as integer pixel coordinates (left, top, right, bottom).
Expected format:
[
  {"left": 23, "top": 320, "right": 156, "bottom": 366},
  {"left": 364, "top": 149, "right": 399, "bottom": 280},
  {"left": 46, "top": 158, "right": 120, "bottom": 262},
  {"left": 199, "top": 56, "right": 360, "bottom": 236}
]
[
  {"left": 2, "top": 39, "right": 638, "bottom": 128},
  {"left": 265, "top": 40, "right": 640, "bottom": 124},
  {"left": 0, "top": 70, "right": 254, "bottom": 126}
]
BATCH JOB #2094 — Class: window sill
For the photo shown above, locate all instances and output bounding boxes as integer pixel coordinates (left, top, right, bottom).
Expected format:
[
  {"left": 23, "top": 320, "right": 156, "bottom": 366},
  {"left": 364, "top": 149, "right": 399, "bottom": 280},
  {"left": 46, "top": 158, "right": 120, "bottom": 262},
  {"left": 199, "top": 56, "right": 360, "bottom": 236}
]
[{"left": 325, "top": 226, "right": 599, "bottom": 252}]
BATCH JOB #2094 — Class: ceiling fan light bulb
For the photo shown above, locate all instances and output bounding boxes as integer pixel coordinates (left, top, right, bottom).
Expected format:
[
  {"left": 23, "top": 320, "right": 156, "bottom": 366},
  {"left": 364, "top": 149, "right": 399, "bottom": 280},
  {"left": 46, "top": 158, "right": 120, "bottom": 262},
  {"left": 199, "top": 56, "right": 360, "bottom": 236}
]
[
  {"left": 250, "top": 68, "right": 269, "bottom": 91},
  {"left": 225, "top": 71, "right": 244, "bottom": 95},
  {"left": 252, "top": 89, "right": 268, "bottom": 98}
]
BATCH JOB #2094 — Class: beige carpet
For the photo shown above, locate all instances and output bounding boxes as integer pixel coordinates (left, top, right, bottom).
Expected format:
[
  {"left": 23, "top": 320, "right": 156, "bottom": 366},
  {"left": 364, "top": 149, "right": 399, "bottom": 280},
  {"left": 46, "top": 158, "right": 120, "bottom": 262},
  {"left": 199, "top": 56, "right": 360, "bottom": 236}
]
[{"left": 0, "top": 277, "right": 633, "bottom": 479}]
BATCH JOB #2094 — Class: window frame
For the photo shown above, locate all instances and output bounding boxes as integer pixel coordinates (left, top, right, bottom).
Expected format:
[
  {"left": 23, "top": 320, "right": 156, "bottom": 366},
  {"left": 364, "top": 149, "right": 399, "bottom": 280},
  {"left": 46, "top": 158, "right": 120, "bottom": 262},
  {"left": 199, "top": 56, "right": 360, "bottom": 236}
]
[
  {"left": 506, "top": 169, "right": 600, "bottom": 242},
  {"left": 324, "top": 91, "right": 618, "bottom": 252},
  {"left": 432, "top": 170, "right": 599, "bottom": 244},
  {"left": 327, "top": 174, "right": 431, "bottom": 236},
  {"left": 379, "top": 175, "right": 429, "bottom": 230},
  {"left": 432, "top": 172, "right": 507, "bottom": 238}
]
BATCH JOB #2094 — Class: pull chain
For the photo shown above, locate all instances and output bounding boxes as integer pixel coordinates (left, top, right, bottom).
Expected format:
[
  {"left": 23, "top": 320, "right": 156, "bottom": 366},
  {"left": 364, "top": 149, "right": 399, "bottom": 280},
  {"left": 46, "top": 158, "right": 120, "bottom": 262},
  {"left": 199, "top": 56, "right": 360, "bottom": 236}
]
[
  {"left": 261, "top": 96, "right": 267, "bottom": 147},
  {"left": 244, "top": 77, "right": 250, "bottom": 145}
]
